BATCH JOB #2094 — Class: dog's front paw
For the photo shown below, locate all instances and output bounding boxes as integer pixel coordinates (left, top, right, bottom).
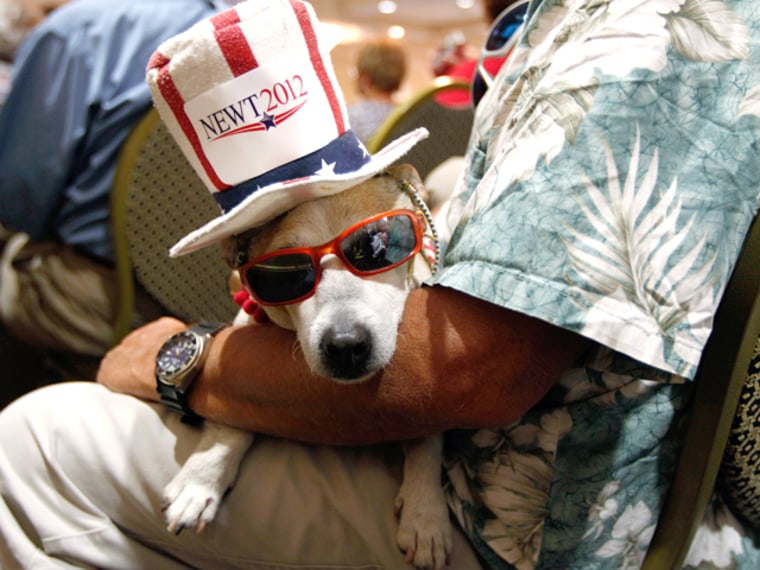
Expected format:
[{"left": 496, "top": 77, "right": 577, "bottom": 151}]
[
  {"left": 162, "top": 461, "right": 232, "bottom": 534},
  {"left": 394, "top": 488, "right": 452, "bottom": 570},
  {"left": 162, "top": 425, "right": 253, "bottom": 534}
]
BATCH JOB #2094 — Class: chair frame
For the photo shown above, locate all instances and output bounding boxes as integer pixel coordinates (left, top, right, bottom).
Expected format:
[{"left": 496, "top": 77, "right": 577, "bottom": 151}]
[
  {"left": 642, "top": 215, "right": 760, "bottom": 568},
  {"left": 111, "top": 108, "right": 162, "bottom": 344}
]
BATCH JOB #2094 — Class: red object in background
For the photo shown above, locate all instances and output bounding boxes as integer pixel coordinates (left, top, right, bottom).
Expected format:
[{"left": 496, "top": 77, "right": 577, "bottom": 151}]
[{"left": 434, "top": 55, "right": 506, "bottom": 108}]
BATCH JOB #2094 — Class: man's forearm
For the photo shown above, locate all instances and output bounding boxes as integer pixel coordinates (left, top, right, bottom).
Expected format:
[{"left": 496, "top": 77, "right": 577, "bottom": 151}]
[{"left": 188, "top": 287, "right": 590, "bottom": 445}]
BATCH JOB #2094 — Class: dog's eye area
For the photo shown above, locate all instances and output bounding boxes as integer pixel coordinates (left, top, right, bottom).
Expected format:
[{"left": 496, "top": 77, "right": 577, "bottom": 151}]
[
  {"left": 241, "top": 211, "right": 422, "bottom": 306},
  {"left": 341, "top": 216, "right": 417, "bottom": 271},
  {"left": 245, "top": 253, "right": 316, "bottom": 304}
]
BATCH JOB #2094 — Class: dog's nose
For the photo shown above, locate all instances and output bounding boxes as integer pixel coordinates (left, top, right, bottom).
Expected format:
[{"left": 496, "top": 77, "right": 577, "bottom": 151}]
[{"left": 320, "top": 324, "right": 372, "bottom": 380}]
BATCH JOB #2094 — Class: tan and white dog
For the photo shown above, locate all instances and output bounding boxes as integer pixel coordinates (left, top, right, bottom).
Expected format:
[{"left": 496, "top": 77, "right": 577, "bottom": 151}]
[{"left": 161, "top": 164, "right": 452, "bottom": 570}]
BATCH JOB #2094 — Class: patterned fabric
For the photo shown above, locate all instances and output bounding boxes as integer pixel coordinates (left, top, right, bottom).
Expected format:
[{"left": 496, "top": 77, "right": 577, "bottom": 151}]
[{"left": 429, "top": 0, "right": 760, "bottom": 568}]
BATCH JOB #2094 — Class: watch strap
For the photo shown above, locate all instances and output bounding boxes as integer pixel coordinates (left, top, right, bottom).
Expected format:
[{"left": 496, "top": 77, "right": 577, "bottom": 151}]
[{"left": 156, "top": 379, "right": 203, "bottom": 424}]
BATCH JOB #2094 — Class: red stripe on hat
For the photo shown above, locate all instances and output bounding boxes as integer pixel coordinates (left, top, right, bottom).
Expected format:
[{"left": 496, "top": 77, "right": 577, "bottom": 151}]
[
  {"left": 153, "top": 56, "right": 229, "bottom": 191},
  {"left": 212, "top": 8, "right": 258, "bottom": 77},
  {"left": 210, "top": 8, "right": 239, "bottom": 29},
  {"left": 290, "top": 0, "right": 345, "bottom": 134},
  {"left": 147, "top": 51, "right": 170, "bottom": 73}
]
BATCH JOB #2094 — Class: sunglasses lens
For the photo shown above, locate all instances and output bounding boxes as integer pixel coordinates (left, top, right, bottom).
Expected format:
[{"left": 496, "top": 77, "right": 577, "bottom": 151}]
[
  {"left": 245, "top": 253, "right": 316, "bottom": 304},
  {"left": 473, "top": 2, "right": 528, "bottom": 108},
  {"left": 471, "top": 72, "right": 489, "bottom": 108},
  {"left": 485, "top": 5, "right": 526, "bottom": 51},
  {"left": 341, "top": 215, "right": 417, "bottom": 272}
]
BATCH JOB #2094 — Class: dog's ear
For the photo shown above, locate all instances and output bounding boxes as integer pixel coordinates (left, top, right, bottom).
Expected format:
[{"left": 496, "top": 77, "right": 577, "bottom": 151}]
[
  {"left": 387, "top": 164, "right": 429, "bottom": 205},
  {"left": 220, "top": 229, "right": 258, "bottom": 269},
  {"left": 388, "top": 164, "right": 423, "bottom": 188}
]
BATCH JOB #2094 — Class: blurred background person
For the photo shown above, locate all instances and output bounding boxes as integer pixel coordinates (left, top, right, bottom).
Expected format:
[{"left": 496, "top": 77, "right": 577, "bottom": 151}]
[
  {"left": 346, "top": 38, "right": 407, "bottom": 144},
  {"left": 430, "top": 29, "right": 471, "bottom": 79},
  {"left": 0, "top": 0, "right": 230, "bottom": 382}
]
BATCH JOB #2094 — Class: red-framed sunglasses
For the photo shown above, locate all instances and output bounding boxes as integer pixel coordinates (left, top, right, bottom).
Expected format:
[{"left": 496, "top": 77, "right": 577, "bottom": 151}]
[{"left": 239, "top": 209, "right": 427, "bottom": 306}]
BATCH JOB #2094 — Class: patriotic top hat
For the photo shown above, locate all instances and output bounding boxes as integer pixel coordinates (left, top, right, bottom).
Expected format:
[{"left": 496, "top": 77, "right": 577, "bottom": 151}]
[{"left": 147, "top": 0, "right": 428, "bottom": 257}]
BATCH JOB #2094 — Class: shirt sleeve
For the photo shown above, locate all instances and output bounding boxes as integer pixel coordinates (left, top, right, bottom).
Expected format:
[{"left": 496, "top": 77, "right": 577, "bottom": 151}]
[{"left": 430, "top": 0, "right": 760, "bottom": 380}]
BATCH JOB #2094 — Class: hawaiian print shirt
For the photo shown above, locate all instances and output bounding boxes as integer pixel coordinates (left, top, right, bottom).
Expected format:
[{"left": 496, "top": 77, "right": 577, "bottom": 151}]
[{"left": 429, "top": 1, "right": 760, "bottom": 568}]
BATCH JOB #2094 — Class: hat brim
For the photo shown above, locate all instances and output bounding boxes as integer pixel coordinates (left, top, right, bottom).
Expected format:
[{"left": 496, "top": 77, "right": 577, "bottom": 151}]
[{"left": 169, "top": 127, "right": 429, "bottom": 257}]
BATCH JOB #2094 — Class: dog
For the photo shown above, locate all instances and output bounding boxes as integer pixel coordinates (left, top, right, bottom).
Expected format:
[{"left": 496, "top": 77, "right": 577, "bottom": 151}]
[{"left": 161, "top": 164, "right": 452, "bottom": 570}]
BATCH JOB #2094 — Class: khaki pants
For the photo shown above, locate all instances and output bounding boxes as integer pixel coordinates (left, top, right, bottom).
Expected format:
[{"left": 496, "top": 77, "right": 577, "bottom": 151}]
[
  {"left": 0, "top": 382, "right": 483, "bottom": 569},
  {"left": 0, "top": 233, "right": 165, "bottom": 357}
]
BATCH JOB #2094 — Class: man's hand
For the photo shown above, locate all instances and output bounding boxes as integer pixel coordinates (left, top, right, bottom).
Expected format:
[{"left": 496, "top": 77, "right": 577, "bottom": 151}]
[{"left": 97, "top": 316, "right": 187, "bottom": 401}]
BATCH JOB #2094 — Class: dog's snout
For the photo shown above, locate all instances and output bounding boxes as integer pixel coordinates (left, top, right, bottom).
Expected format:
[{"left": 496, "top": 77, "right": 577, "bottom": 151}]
[{"left": 320, "top": 323, "right": 373, "bottom": 380}]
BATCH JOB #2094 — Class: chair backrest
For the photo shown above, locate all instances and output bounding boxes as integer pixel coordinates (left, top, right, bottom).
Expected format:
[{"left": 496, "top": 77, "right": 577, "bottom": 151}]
[
  {"left": 111, "top": 109, "right": 238, "bottom": 343},
  {"left": 366, "top": 78, "right": 473, "bottom": 181},
  {"left": 641, "top": 215, "right": 760, "bottom": 569}
]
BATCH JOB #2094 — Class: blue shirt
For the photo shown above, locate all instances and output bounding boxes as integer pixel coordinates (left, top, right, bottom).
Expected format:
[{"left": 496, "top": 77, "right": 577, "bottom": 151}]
[{"left": 0, "top": 0, "right": 223, "bottom": 263}]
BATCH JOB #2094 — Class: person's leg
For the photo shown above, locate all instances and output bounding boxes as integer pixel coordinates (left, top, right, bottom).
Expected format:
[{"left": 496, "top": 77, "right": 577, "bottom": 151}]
[
  {"left": 0, "top": 233, "right": 165, "bottom": 360},
  {"left": 0, "top": 382, "right": 482, "bottom": 569}
]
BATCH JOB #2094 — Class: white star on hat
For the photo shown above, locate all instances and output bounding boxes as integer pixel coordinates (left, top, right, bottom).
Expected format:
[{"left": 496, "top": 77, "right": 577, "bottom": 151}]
[{"left": 315, "top": 159, "right": 337, "bottom": 176}]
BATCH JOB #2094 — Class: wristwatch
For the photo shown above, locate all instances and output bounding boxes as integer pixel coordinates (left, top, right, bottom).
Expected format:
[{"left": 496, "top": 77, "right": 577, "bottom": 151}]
[{"left": 155, "top": 322, "right": 226, "bottom": 424}]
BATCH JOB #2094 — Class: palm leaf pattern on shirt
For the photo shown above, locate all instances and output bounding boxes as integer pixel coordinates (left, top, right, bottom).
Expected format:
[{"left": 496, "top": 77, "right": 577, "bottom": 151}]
[
  {"left": 739, "top": 84, "right": 760, "bottom": 117},
  {"left": 563, "top": 128, "right": 718, "bottom": 340},
  {"left": 464, "top": 0, "right": 748, "bottom": 216},
  {"left": 667, "top": 0, "right": 749, "bottom": 62}
]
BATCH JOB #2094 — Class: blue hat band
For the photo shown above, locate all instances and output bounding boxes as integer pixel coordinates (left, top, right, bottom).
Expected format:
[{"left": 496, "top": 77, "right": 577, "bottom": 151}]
[{"left": 214, "top": 130, "right": 371, "bottom": 214}]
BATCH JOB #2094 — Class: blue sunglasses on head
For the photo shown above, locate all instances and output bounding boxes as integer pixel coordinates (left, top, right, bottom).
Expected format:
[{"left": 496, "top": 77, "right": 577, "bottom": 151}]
[{"left": 471, "top": 0, "right": 529, "bottom": 108}]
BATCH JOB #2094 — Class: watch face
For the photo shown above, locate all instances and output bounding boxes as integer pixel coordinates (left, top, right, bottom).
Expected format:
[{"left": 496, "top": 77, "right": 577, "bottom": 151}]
[{"left": 157, "top": 331, "right": 199, "bottom": 380}]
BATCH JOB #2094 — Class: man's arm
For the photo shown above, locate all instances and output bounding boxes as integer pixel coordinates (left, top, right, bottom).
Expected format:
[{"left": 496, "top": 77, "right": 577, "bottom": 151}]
[{"left": 98, "top": 286, "right": 590, "bottom": 445}]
